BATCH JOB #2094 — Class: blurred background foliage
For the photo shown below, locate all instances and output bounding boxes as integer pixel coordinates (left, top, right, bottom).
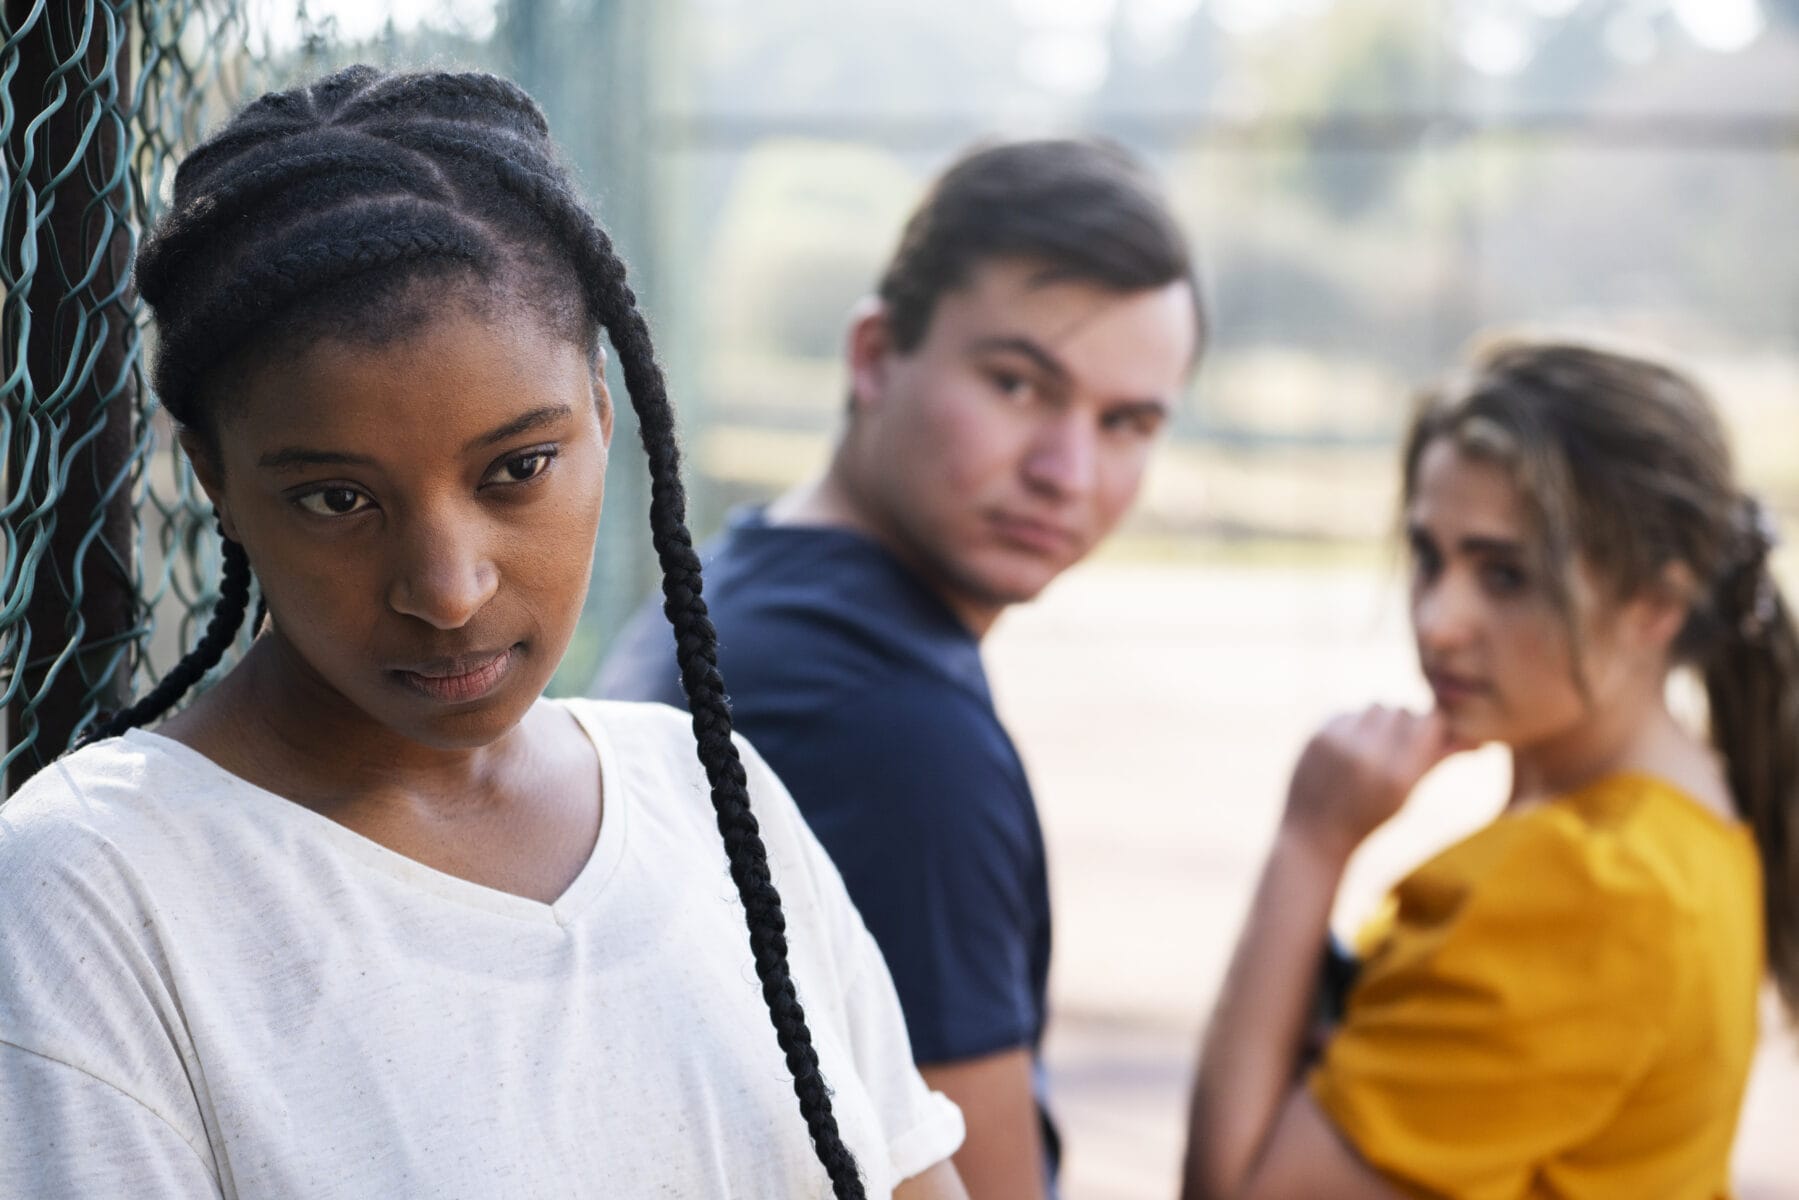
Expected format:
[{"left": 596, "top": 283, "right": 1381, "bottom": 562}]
[{"left": 245, "top": 0, "right": 1799, "bottom": 687}]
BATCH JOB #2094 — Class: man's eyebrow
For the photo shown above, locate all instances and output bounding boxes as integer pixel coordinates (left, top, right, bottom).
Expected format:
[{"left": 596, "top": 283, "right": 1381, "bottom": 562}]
[
  {"left": 1105, "top": 397, "right": 1173, "bottom": 420},
  {"left": 464, "top": 403, "right": 573, "bottom": 452},
  {"left": 970, "top": 337, "right": 1177, "bottom": 412},
  {"left": 966, "top": 336, "right": 1072, "bottom": 384}
]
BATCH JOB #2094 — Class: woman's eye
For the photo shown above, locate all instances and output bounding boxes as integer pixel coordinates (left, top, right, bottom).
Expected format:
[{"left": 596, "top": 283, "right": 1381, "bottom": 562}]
[
  {"left": 1408, "top": 540, "right": 1441, "bottom": 580},
  {"left": 486, "top": 449, "right": 557, "bottom": 486},
  {"left": 296, "top": 487, "right": 372, "bottom": 517},
  {"left": 1482, "top": 562, "right": 1528, "bottom": 595}
]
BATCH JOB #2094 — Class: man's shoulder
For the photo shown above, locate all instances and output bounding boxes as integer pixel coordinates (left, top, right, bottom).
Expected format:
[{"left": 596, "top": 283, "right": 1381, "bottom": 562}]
[
  {"left": 752, "top": 665, "right": 1035, "bottom": 856},
  {"left": 600, "top": 517, "right": 986, "bottom": 708}
]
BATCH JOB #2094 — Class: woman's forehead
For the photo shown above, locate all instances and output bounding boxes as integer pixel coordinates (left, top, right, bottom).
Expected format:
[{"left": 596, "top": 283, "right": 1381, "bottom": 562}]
[
  {"left": 1409, "top": 438, "right": 1529, "bottom": 535},
  {"left": 216, "top": 306, "right": 594, "bottom": 459}
]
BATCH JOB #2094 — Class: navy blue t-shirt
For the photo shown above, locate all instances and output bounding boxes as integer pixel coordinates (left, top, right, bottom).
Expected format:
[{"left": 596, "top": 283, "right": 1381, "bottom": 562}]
[{"left": 595, "top": 509, "right": 1059, "bottom": 1173}]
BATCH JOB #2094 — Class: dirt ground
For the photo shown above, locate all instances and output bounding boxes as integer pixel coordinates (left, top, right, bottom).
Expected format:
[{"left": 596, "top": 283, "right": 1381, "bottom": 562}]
[{"left": 983, "top": 561, "right": 1799, "bottom": 1200}]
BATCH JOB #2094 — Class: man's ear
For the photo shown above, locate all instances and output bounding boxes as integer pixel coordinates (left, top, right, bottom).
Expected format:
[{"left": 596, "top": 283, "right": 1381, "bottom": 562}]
[
  {"left": 845, "top": 296, "right": 895, "bottom": 417},
  {"left": 176, "top": 431, "right": 241, "bottom": 543}
]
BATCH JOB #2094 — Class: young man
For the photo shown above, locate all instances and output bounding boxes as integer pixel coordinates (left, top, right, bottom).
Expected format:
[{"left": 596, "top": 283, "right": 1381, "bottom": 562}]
[{"left": 597, "top": 139, "right": 1202, "bottom": 1197}]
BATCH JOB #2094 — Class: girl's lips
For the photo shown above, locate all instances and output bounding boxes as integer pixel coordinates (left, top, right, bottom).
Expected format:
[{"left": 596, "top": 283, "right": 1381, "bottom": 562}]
[
  {"left": 1427, "top": 671, "right": 1488, "bottom": 707},
  {"left": 391, "top": 645, "right": 519, "bottom": 703}
]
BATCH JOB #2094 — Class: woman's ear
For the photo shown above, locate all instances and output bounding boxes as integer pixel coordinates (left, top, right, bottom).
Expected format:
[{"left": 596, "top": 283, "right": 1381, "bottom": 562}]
[
  {"left": 1635, "top": 559, "right": 1699, "bottom": 654},
  {"left": 176, "top": 431, "right": 241, "bottom": 543},
  {"left": 591, "top": 347, "right": 614, "bottom": 448}
]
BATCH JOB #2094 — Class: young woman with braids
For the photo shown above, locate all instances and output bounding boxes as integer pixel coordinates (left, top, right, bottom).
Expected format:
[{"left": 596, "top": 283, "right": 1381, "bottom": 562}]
[
  {"left": 1182, "top": 340, "right": 1796, "bottom": 1199},
  {"left": 0, "top": 67, "right": 966, "bottom": 1199}
]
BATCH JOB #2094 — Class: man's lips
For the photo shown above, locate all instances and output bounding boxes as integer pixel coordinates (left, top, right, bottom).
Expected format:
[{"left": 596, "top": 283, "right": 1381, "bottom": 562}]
[
  {"left": 989, "top": 511, "right": 1078, "bottom": 554},
  {"left": 389, "top": 645, "right": 521, "bottom": 703}
]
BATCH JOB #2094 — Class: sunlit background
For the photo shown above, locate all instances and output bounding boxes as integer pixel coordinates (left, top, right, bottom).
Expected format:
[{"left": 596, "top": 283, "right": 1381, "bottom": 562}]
[{"left": 235, "top": 2, "right": 1798, "bottom": 1194}]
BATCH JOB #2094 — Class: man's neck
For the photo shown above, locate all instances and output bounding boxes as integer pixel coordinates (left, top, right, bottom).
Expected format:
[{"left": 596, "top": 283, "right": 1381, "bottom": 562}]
[
  {"left": 765, "top": 462, "right": 1003, "bottom": 639},
  {"left": 763, "top": 470, "right": 864, "bottom": 532}
]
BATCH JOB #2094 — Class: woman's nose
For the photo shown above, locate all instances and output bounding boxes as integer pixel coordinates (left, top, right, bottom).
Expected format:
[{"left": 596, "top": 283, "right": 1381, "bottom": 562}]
[{"left": 386, "top": 521, "right": 499, "bottom": 630}]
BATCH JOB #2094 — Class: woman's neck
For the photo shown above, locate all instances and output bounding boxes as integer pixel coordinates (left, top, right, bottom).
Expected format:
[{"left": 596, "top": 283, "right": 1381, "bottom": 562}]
[
  {"left": 160, "top": 634, "right": 534, "bottom": 818},
  {"left": 1507, "top": 685, "right": 1730, "bottom": 817}
]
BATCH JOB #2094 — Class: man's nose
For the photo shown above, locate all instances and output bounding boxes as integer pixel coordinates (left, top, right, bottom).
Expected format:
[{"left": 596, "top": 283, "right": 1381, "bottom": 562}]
[{"left": 1020, "top": 411, "right": 1097, "bottom": 501}]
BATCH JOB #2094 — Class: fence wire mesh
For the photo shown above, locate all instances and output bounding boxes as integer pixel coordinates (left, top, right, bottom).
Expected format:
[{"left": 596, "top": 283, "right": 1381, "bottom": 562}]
[{"left": 2, "top": 0, "right": 261, "bottom": 791}]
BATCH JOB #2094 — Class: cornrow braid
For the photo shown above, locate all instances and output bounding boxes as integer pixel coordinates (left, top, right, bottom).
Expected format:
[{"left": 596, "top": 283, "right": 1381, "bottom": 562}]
[
  {"left": 81, "top": 535, "right": 252, "bottom": 745},
  {"left": 136, "top": 144, "right": 451, "bottom": 305},
  {"left": 366, "top": 97, "right": 867, "bottom": 1200},
  {"left": 153, "top": 207, "right": 488, "bottom": 414},
  {"left": 108, "top": 67, "right": 868, "bottom": 1195}
]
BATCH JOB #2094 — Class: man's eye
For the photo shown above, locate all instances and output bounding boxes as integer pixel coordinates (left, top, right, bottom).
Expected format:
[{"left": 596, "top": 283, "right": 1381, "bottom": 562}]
[
  {"left": 296, "top": 487, "right": 372, "bottom": 517},
  {"left": 1103, "top": 410, "right": 1164, "bottom": 437},
  {"left": 990, "top": 371, "right": 1034, "bottom": 402}
]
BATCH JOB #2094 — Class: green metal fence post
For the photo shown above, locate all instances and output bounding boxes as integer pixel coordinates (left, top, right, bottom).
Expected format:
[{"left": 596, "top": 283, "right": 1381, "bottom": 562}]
[{"left": 3, "top": 0, "right": 138, "bottom": 791}]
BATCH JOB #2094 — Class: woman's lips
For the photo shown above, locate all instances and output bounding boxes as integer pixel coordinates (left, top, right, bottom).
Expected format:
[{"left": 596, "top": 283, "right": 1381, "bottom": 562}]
[
  {"left": 391, "top": 645, "right": 520, "bottom": 703},
  {"left": 1426, "top": 670, "right": 1488, "bottom": 708}
]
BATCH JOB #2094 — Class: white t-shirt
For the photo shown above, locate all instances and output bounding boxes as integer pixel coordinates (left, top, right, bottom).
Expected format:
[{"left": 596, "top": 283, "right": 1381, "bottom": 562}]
[{"left": 0, "top": 699, "right": 962, "bottom": 1198}]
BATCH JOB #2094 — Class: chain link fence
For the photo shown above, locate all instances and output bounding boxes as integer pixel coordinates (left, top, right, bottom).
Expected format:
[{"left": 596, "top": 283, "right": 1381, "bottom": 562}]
[
  {"left": 0, "top": 1, "right": 663, "bottom": 794},
  {"left": 1, "top": 0, "right": 263, "bottom": 792}
]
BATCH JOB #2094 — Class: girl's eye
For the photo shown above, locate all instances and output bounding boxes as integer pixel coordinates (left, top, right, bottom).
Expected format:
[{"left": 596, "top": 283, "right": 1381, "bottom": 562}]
[
  {"left": 485, "top": 448, "right": 557, "bottom": 487},
  {"left": 1408, "top": 538, "right": 1442, "bottom": 581},
  {"left": 1481, "top": 562, "right": 1528, "bottom": 595},
  {"left": 295, "top": 487, "right": 372, "bottom": 517}
]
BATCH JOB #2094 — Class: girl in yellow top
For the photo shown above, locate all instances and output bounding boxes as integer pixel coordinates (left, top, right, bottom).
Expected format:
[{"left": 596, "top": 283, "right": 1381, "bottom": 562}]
[{"left": 1181, "top": 340, "right": 1796, "bottom": 1200}]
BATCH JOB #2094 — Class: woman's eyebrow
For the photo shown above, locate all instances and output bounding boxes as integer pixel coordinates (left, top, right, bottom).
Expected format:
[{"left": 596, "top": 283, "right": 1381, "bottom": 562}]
[
  {"left": 465, "top": 403, "right": 573, "bottom": 451},
  {"left": 1459, "top": 535, "right": 1525, "bottom": 556},
  {"left": 258, "top": 446, "right": 375, "bottom": 471},
  {"left": 257, "top": 404, "right": 575, "bottom": 472},
  {"left": 1405, "top": 523, "right": 1522, "bottom": 557}
]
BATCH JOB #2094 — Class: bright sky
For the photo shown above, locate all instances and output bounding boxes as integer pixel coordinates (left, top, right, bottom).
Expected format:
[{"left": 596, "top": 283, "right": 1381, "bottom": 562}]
[
  {"left": 249, "top": 0, "right": 497, "bottom": 52},
  {"left": 258, "top": 0, "right": 1770, "bottom": 83}
]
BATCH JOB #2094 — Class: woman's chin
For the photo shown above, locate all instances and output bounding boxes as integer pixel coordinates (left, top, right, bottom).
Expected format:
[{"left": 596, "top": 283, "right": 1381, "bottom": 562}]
[{"left": 1437, "top": 705, "right": 1497, "bottom": 748}]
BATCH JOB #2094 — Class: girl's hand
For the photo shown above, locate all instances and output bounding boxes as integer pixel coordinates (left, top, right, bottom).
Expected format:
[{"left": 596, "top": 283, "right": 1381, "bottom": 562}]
[{"left": 1282, "top": 706, "right": 1467, "bottom": 861}]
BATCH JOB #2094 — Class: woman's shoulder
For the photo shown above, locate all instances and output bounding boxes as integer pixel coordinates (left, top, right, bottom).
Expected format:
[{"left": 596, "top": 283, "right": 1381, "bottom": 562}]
[
  {"left": 1, "top": 735, "right": 177, "bottom": 869},
  {"left": 554, "top": 696, "right": 846, "bottom": 918},
  {"left": 0, "top": 737, "right": 200, "bottom": 1052},
  {"left": 554, "top": 697, "right": 810, "bottom": 834},
  {"left": 0, "top": 729, "right": 281, "bottom": 916},
  {"left": 1388, "top": 770, "right": 1753, "bottom": 977},
  {"left": 556, "top": 697, "right": 788, "bottom": 797}
]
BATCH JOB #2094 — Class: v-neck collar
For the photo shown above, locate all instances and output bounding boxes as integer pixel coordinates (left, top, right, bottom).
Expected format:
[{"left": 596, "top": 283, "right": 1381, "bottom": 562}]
[{"left": 125, "top": 698, "right": 629, "bottom": 927}]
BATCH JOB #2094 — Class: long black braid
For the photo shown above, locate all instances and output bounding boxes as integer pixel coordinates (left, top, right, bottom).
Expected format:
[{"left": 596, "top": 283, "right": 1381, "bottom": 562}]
[{"left": 99, "top": 66, "right": 867, "bottom": 1197}]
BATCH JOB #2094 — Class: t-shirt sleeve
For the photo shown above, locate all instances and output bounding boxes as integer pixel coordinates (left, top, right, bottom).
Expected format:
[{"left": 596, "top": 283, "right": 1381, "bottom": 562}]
[
  {"left": 0, "top": 767, "right": 220, "bottom": 1198},
  {"left": 1308, "top": 812, "right": 1675, "bottom": 1200},
  {"left": 0, "top": 1042, "right": 222, "bottom": 1199},
  {"left": 753, "top": 676, "right": 1044, "bottom": 1066},
  {"left": 736, "top": 736, "right": 967, "bottom": 1184}
]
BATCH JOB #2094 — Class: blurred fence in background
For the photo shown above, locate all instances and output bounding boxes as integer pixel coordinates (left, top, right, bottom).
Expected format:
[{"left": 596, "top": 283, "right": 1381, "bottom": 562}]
[{"left": 5, "top": 1, "right": 1793, "bottom": 792}]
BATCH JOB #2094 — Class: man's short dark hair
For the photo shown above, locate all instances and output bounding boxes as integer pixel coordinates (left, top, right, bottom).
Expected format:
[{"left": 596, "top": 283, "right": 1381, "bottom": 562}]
[{"left": 875, "top": 138, "right": 1201, "bottom": 353}]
